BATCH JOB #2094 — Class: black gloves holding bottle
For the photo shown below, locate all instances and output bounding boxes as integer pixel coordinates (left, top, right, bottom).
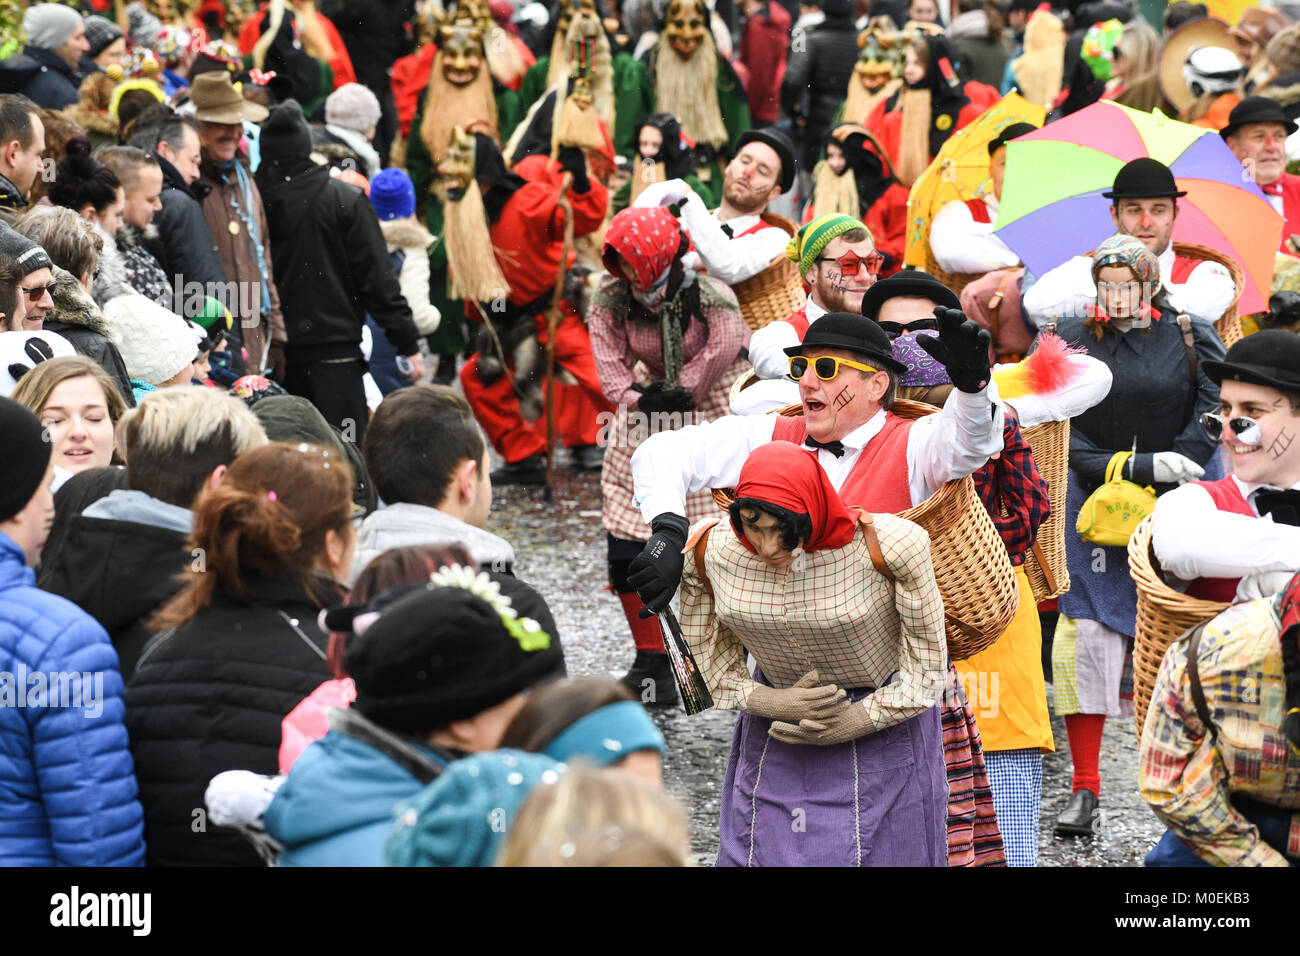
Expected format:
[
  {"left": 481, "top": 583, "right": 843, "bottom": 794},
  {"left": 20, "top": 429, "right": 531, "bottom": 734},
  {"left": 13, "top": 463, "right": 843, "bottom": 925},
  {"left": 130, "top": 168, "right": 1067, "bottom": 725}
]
[
  {"left": 627, "top": 512, "right": 689, "bottom": 618},
  {"left": 914, "top": 306, "right": 993, "bottom": 394},
  {"left": 633, "top": 381, "right": 697, "bottom": 415}
]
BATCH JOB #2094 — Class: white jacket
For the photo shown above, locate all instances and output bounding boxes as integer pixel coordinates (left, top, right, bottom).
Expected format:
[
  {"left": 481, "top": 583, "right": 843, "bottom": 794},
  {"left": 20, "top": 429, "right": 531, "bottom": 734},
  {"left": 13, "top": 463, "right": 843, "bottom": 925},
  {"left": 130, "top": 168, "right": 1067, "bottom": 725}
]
[{"left": 379, "top": 218, "right": 440, "bottom": 336}]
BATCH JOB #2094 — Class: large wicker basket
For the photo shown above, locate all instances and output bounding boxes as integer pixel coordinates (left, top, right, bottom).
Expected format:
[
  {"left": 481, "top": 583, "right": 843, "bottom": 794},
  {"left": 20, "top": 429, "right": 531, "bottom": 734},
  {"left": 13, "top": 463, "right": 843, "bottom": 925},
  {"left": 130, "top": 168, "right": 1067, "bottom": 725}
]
[
  {"left": 712, "top": 399, "right": 1020, "bottom": 660},
  {"left": 1020, "top": 419, "right": 1071, "bottom": 603},
  {"left": 731, "top": 213, "right": 806, "bottom": 332},
  {"left": 1128, "top": 515, "right": 1230, "bottom": 739},
  {"left": 1171, "top": 242, "right": 1244, "bottom": 348}
]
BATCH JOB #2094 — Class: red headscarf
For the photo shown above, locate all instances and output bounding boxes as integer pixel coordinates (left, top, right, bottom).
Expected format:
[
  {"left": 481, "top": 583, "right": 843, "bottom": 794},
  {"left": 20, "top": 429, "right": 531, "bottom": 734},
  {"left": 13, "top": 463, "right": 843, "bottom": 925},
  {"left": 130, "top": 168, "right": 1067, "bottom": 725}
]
[
  {"left": 731, "top": 442, "right": 859, "bottom": 553},
  {"left": 601, "top": 207, "right": 683, "bottom": 291}
]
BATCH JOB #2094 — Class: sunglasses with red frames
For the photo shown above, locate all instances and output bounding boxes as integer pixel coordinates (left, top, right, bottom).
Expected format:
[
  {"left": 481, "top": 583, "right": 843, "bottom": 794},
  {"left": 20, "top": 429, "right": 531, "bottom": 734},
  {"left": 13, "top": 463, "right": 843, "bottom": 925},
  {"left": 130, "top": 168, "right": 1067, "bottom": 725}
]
[{"left": 815, "top": 250, "right": 885, "bottom": 278}]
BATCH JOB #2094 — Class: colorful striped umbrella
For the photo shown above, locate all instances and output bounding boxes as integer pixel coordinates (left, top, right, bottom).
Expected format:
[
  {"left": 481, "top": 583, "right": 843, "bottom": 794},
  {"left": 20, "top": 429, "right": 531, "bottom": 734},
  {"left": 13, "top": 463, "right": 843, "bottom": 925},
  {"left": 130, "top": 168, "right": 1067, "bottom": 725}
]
[{"left": 994, "top": 101, "right": 1280, "bottom": 314}]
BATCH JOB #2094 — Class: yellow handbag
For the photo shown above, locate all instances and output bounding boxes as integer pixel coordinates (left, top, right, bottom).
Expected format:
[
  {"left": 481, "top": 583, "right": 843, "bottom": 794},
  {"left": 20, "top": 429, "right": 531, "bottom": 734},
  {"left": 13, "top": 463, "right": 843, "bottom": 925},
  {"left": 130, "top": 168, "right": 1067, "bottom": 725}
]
[{"left": 1075, "top": 451, "right": 1157, "bottom": 547}]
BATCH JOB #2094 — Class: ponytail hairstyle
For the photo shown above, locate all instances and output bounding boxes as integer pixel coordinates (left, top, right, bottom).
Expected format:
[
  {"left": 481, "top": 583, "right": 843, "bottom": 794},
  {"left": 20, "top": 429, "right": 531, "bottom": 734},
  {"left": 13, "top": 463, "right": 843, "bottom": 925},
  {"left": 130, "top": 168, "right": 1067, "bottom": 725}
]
[
  {"left": 152, "top": 442, "right": 355, "bottom": 633},
  {"left": 47, "top": 136, "right": 122, "bottom": 217}
]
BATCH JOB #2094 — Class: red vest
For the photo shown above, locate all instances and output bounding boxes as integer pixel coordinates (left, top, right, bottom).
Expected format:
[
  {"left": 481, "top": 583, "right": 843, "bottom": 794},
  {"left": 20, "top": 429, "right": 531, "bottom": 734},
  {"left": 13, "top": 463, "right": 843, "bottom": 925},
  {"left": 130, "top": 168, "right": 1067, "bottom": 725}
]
[
  {"left": 1169, "top": 255, "right": 1204, "bottom": 285},
  {"left": 1260, "top": 172, "right": 1300, "bottom": 254},
  {"left": 964, "top": 198, "right": 991, "bottom": 224},
  {"left": 771, "top": 413, "right": 915, "bottom": 512},
  {"left": 1184, "top": 476, "right": 1254, "bottom": 602}
]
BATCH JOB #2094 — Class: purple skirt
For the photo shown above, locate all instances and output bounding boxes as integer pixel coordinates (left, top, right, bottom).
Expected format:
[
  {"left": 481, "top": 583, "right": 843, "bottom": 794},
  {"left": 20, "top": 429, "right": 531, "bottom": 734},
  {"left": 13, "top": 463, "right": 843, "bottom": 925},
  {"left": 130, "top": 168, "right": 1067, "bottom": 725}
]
[{"left": 716, "top": 690, "right": 949, "bottom": 867}]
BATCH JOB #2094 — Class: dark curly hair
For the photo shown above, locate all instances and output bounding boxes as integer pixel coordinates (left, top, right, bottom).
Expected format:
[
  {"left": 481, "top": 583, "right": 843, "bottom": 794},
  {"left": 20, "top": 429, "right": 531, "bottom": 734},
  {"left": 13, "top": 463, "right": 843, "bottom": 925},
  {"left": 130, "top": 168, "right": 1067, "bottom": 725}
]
[
  {"left": 47, "top": 136, "right": 121, "bottom": 217},
  {"left": 728, "top": 499, "right": 811, "bottom": 553}
]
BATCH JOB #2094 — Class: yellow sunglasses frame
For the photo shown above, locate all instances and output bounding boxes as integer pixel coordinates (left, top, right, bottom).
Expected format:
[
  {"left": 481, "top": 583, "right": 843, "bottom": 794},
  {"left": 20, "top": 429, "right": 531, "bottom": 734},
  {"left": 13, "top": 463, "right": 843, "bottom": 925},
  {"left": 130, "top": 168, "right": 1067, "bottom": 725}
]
[{"left": 787, "top": 355, "right": 881, "bottom": 382}]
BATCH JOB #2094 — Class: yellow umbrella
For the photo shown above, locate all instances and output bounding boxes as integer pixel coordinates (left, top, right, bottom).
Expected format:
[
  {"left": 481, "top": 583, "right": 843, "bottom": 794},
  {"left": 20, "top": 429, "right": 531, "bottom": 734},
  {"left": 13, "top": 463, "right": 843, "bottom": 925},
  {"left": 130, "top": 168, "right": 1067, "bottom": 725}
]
[{"left": 904, "top": 92, "right": 1046, "bottom": 271}]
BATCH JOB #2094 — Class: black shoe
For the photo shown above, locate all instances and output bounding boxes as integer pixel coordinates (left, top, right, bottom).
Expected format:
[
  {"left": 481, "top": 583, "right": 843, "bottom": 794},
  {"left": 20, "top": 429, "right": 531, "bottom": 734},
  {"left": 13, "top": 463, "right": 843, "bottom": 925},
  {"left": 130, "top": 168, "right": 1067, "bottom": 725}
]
[
  {"left": 1054, "top": 789, "right": 1100, "bottom": 837},
  {"left": 571, "top": 444, "right": 605, "bottom": 471},
  {"left": 618, "top": 650, "right": 679, "bottom": 707},
  {"left": 490, "top": 454, "right": 547, "bottom": 486}
]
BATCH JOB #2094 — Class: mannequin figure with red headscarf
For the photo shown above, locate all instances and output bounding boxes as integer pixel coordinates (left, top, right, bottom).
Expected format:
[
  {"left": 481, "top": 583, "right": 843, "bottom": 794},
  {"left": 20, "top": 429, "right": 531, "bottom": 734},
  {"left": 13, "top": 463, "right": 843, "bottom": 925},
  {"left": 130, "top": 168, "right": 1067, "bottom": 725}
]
[
  {"left": 591, "top": 206, "right": 752, "bottom": 702},
  {"left": 678, "top": 440, "right": 950, "bottom": 866}
]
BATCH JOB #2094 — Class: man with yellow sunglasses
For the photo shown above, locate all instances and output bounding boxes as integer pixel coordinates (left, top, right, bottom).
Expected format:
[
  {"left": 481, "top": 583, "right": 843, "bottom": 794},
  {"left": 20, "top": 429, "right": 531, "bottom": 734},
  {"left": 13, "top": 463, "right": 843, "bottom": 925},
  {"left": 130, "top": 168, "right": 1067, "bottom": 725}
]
[{"left": 626, "top": 306, "right": 1000, "bottom": 616}]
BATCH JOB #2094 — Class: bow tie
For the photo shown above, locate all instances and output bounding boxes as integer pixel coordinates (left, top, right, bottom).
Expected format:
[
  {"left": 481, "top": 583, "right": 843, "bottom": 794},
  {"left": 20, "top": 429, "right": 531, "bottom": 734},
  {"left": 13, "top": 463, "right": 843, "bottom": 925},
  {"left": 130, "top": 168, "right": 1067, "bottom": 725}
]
[
  {"left": 1261, "top": 181, "right": 1284, "bottom": 197},
  {"left": 720, "top": 223, "right": 734, "bottom": 238},
  {"left": 805, "top": 435, "right": 845, "bottom": 458},
  {"left": 1256, "top": 488, "right": 1300, "bottom": 526}
]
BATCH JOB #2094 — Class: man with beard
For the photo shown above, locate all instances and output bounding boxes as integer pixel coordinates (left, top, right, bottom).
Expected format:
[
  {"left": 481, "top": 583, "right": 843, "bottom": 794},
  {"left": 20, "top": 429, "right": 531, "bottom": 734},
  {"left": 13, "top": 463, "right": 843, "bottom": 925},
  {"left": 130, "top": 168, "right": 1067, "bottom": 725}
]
[
  {"left": 738, "top": 214, "right": 882, "bottom": 413},
  {"left": 634, "top": 127, "right": 796, "bottom": 287},
  {"left": 517, "top": 0, "right": 653, "bottom": 157},
  {"left": 642, "top": 0, "right": 751, "bottom": 187},
  {"left": 440, "top": 128, "right": 614, "bottom": 485}
]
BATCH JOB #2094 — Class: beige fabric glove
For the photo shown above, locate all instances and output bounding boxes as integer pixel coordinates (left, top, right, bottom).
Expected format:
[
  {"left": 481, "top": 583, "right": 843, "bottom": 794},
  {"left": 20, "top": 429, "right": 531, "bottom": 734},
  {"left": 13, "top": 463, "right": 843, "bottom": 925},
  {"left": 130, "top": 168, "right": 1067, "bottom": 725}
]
[
  {"left": 768, "top": 699, "right": 873, "bottom": 746},
  {"left": 743, "top": 670, "right": 849, "bottom": 723}
]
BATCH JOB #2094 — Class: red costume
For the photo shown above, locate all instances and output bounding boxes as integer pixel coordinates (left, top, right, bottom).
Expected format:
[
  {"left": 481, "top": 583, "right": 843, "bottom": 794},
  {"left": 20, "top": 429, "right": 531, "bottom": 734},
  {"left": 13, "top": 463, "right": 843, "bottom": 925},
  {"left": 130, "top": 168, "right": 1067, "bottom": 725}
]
[
  {"left": 1184, "top": 477, "right": 1254, "bottom": 602},
  {"left": 459, "top": 154, "right": 614, "bottom": 463},
  {"left": 1259, "top": 172, "right": 1300, "bottom": 253},
  {"left": 737, "top": 2, "right": 791, "bottom": 125}
]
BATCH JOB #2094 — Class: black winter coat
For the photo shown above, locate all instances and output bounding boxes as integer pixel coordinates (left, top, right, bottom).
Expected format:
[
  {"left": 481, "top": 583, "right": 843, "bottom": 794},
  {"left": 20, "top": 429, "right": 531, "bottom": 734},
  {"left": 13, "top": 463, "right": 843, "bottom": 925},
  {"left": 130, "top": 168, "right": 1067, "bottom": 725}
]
[
  {"left": 0, "top": 46, "right": 80, "bottom": 109},
  {"left": 39, "top": 512, "right": 189, "bottom": 683},
  {"left": 42, "top": 266, "right": 135, "bottom": 407},
  {"left": 124, "top": 575, "right": 341, "bottom": 866},
  {"left": 781, "top": 16, "right": 860, "bottom": 139},
  {"left": 319, "top": 0, "right": 416, "bottom": 95},
  {"left": 259, "top": 163, "right": 419, "bottom": 364},
  {"left": 145, "top": 155, "right": 231, "bottom": 331}
]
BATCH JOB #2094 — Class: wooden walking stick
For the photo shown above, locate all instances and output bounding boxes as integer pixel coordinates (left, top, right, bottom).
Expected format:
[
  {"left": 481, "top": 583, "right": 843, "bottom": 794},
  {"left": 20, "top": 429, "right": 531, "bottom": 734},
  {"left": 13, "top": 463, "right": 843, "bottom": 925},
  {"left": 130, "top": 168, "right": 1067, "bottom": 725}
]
[{"left": 544, "top": 171, "right": 575, "bottom": 502}]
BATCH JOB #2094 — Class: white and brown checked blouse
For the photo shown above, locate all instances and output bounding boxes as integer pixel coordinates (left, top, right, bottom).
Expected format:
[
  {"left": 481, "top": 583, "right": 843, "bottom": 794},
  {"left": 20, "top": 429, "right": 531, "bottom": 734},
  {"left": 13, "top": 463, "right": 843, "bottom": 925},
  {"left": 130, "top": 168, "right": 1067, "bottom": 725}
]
[{"left": 679, "top": 513, "right": 950, "bottom": 733}]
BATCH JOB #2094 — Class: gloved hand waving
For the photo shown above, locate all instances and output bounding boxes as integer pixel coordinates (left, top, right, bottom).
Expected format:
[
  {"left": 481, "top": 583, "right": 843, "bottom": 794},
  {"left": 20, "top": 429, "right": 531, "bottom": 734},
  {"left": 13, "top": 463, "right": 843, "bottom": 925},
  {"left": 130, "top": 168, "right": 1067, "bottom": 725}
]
[
  {"left": 632, "top": 178, "right": 690, "bottom": 209},
  {"left": 914, "top": 306, "right": 993, "bottom": 393}
]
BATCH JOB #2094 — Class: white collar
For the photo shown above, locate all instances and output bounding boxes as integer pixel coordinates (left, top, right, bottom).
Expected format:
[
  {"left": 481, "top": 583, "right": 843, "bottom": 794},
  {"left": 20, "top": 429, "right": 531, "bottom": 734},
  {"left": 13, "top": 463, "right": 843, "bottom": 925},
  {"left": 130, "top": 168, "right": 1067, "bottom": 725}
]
[
  {"left": 806, "top": 298, "right": 827, "bottom": 322},
  {"left": 715, "top": 209, "right": 762, "bottom": 233},
  {"left": 1158, "top": 244, "right": 1175, "bottom": 278},
  {"left": 836, "top": 408, "right": 888, "bottom": 452}
]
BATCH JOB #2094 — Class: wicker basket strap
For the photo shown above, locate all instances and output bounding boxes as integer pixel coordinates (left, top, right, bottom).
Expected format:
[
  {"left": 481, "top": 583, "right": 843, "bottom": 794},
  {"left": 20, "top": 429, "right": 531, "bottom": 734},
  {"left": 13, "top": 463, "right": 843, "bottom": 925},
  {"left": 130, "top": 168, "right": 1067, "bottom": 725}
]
[
  {"left": 1175, "top": 313, "right": 1197, "bottom": 380},
  {"left": 1028, "top": 538, "right": 1057, "bottom": 596},
  {"left": 945, "top": 613, "right": 985, "bottom": 641},
  {"left": 857, "top": 513, "right": 895, "bottom": 581},
  {"left": 694, "top": 529, "right": 714, "bottom": 599}
]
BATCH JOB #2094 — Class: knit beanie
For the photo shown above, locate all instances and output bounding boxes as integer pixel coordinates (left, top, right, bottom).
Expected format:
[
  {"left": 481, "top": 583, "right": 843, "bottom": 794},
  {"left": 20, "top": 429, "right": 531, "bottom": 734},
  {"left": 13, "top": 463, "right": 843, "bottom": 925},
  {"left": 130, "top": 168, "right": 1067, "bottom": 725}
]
[
  {"left": 0, "top": 396, "right": 52, "bottom": 523},
  {"left": 785, "top": 213, "right": 868, "bottom": 278},
  {"left": 369, "top": 168, "right": 416, "bottom": 221},
  {"left": 22, "top": 4, "right": 82, "bottom": 52},
  {"left": 325, "top": 83, "right": 382, "bottom": 134},
  {"left": 0, "top": 222, "right": 54, "bottom": 278},
  {"left": 83, "top": 15, "right": 124, "bottom": 59},
  {"left": 258, "top": 99, "right": 314, "bottom": 167},
  {"left": 125, "top": 1, "right": 163, "bottom": 49},
  {"left": 384, "top": 750, "right": 565, "bottom": 867},
  {"left": 102, "top": 293, "right": 199, "bottom": 386},
  {"left": 344, "top": 570, "right": 565, "bottom": 733}
]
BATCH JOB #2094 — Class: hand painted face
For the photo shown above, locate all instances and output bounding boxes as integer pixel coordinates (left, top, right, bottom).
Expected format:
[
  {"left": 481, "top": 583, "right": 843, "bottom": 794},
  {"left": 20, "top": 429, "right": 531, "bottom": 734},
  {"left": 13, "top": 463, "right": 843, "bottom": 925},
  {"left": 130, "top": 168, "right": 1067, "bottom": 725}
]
[
  {"left": 439, "top": 25, "right": 485, "bottom": 87},
  {"left": 739, "top": 507, "right": 796, "bottom": 567},
  {"left": 436, "top": 127, "right": 476, "bottom": 201},
  {"left": 665, "top": 0, "right": 709, "bottom": 59},
  {"left": 1211, "top": 380, "right": 1300, "bottom": 487}
]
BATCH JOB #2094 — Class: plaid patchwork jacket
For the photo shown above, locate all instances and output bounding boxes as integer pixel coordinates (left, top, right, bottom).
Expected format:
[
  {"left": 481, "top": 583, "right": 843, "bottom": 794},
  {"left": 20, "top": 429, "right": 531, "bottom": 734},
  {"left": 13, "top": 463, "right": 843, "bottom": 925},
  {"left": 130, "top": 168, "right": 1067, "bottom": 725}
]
[
  {"left": 1138, "top": 597, "right": 1300, "bottom": 867},
  {"left": 973, "top": 414, "right": 1051, "bottom": 566}
]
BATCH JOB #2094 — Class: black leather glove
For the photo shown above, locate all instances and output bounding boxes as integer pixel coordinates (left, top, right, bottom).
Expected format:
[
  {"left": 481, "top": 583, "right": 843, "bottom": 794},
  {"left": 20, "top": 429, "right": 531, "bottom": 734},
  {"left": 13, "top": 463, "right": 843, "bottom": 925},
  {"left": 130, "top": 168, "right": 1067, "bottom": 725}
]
[
  {"left": 626, "top": 512, "right": 689, "bottom": 618},
  {"left": 633, "top": 381, "right": 697, "bottom": 414},
  {"left": 914, "top": 305, "right": 993, "bottom": 393},
  {"left": 557, "top": 146, "right": 591, "bottom": 194}
]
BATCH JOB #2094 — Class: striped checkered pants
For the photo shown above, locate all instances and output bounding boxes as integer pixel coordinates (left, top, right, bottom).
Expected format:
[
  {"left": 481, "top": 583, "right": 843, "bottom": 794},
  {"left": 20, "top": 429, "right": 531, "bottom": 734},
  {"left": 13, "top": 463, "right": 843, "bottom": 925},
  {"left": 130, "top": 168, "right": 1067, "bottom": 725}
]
[{"left": 984, "top": 748, "right": 1042, "bottom": 867}]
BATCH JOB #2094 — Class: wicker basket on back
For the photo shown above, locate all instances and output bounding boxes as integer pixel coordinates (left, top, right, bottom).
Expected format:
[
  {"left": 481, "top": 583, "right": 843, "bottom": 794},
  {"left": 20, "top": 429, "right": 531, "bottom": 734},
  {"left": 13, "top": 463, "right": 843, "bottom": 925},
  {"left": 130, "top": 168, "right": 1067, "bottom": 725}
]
[
  {"left": 1128, "top": 514, "right": 1230, "bottom": 739},
  {"left": 1170, "top": 242, "right": 1244, "bottom": 348},
  {"left": 711, "top": 399, "right": 1020, "bottom": 660},
  {"left": 731, "top": 213, "right": 806, "bottom": 332},
  {"left": 1020, "top": 419, "right": 1071, "bottom": 602}
]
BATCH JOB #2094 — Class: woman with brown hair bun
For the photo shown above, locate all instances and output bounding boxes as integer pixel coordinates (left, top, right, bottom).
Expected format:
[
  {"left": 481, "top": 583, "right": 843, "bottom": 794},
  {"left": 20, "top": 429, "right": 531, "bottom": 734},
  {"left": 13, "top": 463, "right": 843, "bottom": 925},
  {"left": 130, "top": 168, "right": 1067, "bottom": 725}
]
[{"left": 124, "top": 441, "right": 356, "bottom": 867}]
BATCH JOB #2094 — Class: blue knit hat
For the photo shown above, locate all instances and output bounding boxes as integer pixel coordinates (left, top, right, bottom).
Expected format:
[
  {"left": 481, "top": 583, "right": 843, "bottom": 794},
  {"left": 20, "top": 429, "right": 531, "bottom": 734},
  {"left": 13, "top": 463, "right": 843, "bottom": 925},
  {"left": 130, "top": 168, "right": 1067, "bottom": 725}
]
[
  {"left": 369, "top": 168, "right": 416, "bottom": 222},
  {"left": 384, "top": 750, "right": 565, "bottom": 867}
]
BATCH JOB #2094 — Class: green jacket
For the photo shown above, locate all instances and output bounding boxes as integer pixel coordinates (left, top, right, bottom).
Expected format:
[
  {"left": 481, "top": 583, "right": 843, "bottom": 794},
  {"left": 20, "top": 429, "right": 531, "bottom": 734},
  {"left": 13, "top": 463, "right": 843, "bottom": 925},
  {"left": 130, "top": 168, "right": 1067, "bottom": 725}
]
[{"left": 518, "top": 52, "right": 653, "bottom": 157}]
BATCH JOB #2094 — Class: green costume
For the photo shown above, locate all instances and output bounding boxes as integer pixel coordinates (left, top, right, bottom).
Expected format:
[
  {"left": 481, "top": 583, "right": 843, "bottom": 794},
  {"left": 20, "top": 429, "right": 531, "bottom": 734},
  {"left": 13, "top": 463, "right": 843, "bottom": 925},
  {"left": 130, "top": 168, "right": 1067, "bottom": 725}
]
[{"left": 518, "top": 52, "right": 653, "bottom": 158}]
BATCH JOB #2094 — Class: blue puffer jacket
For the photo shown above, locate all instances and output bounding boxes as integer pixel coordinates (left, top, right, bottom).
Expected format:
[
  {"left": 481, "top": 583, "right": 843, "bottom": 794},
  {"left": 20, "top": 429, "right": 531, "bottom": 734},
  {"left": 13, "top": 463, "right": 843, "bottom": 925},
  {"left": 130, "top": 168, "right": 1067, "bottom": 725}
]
[
  {"left": 0, "top": 531, "right": 145, "bottom": 866},
  {"left": 264, "top": 710, "right": 451, "bottom": 867}
]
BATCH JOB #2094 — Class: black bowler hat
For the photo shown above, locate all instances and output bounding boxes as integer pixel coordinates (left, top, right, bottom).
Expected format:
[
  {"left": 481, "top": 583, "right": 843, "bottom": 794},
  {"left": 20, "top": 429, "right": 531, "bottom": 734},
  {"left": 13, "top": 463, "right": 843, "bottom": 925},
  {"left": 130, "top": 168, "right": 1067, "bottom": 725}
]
[
  {"left": 987, "top": 121, "right": 1038, "bottom": 156},
  {"left": 785, "top": 312, "right": 909, "bottom": 374},
  {"left": 1219, "top": 95, "right": 1300, "bottom": 141},
  {"left": 859, "top": 269, "right": 962, "bottom": 320},
  {"left": 1102, "top": 157, "right": 1188, "bottom": 200},
  {"left": 1203, "top": 329, "right": 1300, "bottom": 391},
  {"left": 735, "top": 127, "right": 797, "bottom": 194}
]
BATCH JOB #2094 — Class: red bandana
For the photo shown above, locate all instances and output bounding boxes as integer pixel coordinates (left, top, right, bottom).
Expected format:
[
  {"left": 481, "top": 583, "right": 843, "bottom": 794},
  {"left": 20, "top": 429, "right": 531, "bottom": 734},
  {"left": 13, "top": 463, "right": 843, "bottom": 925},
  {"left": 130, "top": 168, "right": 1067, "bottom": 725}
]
[
  {"left": 601, "top": 207, "right": 682, "bottom": 291},
  {"left": 732, "top": 441, "right": 859, "bottom": 553}
]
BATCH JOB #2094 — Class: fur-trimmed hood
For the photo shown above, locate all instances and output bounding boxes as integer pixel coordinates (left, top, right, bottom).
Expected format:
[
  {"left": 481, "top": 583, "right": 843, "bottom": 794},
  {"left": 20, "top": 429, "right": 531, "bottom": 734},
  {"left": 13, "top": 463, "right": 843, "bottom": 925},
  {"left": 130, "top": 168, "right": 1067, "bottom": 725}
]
[
  {"left": 378, "top": 218, "right": 435, "bottom": 252},
  {"left": 46, "top": 265, "right": 119, "bottom": 341},
  {"left": 89, "top": 220, "right": 131, "bottom": 308},
  {"left": 64, "top": 104, "right": 119, "bottom": 137},
  {"left": 1261, "top": 76, "right": 1300, "bottom": 109},
  {"left": 115, "top": 222, "right": 160, "bottom": 249}
]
